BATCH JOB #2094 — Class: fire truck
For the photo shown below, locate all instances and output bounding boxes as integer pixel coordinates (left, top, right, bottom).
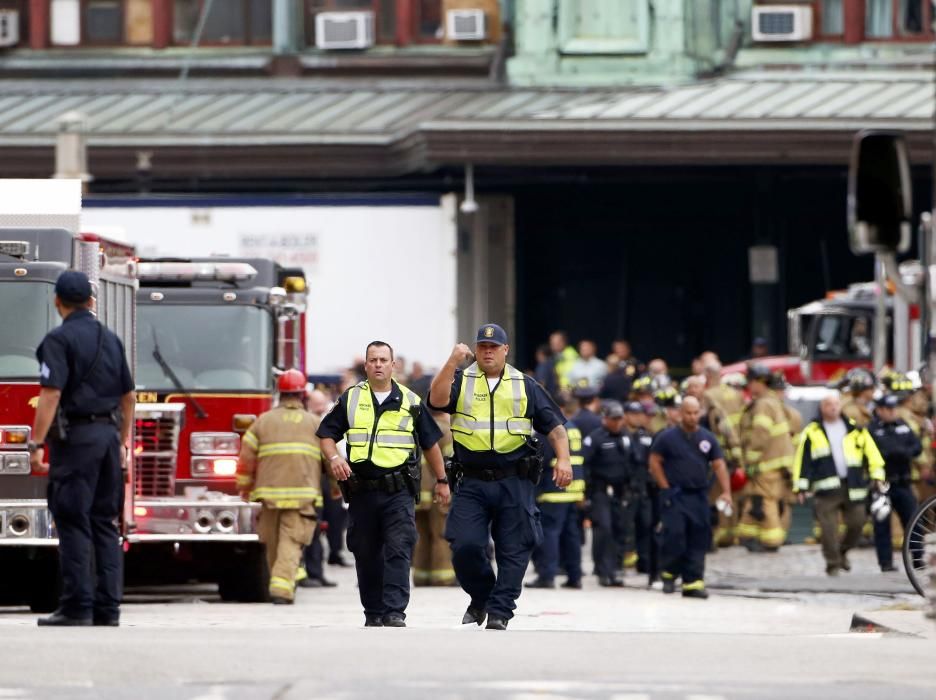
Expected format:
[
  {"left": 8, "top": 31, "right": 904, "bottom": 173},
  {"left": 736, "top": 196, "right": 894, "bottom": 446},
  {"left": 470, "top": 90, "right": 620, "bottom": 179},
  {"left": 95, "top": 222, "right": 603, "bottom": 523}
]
[
  {"left": 126, "top": 257, "right": 307, "bottom": 601},
  {"left": 0, "top": 180, "right": 137, "bottom": 612},
  {"left": 723, "top": 267, "right": 923, "bottom": 387}
]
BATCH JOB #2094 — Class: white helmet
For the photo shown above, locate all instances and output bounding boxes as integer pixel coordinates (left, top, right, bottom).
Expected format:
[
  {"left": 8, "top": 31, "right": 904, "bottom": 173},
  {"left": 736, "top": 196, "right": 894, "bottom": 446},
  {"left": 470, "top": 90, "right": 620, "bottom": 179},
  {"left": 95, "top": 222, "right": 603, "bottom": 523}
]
[{"left": 869, "top": 486, "right": 892, "bottom": 523}]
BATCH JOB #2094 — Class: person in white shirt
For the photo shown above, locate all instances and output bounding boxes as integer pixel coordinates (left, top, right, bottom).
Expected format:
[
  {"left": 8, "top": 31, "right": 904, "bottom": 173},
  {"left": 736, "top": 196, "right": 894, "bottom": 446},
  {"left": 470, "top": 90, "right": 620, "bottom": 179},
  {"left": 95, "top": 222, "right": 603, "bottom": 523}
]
[{"left": 567, "top": 339, "right": 607, "bottom": 389}]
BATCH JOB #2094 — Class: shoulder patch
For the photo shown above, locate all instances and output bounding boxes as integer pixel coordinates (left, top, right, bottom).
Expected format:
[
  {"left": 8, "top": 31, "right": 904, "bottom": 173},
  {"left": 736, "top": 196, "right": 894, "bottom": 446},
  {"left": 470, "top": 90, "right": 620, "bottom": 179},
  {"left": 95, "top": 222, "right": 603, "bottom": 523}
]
[{"left": 40, "top": 362, "right": 50, "bottom": 379}]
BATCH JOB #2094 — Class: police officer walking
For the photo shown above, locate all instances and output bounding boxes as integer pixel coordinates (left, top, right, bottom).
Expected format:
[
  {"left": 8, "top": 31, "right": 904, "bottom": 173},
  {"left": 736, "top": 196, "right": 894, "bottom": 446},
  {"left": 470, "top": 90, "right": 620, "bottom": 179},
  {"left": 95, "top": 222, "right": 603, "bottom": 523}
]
[
  {"left": 30, "top": 271, "right": 135, "bottom": 627},
  {"left": 869, "top": 394, "right": 922, "bottom": 572},
  {"left": 583, "top": 401, "right": 633, "bottom": 587},
  {"left": 648, "top": 397, "right": 731, "bottom": 599},
  {"left": 429, "top": 324, "right": 571, "bottom": 631},
  {"left": 318, "top": 341, "right": 449, "bottom": 627},
  {"left": 237, "top": 369, "right": 324, "bottom": 604}
]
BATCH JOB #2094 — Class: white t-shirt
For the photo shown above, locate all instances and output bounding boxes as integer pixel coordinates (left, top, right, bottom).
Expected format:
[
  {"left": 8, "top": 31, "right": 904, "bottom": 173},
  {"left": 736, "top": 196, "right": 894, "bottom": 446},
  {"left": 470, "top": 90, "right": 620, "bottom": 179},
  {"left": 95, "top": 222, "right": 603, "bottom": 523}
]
[
  {"left": 373, "top": 390, "right": 391, "bottom": 405},
  {"left": 822, "top": 420, "right": 849, "bottom": 478},
  {"left": 487, "top": 377, "right": 500, "bottom": 391}
]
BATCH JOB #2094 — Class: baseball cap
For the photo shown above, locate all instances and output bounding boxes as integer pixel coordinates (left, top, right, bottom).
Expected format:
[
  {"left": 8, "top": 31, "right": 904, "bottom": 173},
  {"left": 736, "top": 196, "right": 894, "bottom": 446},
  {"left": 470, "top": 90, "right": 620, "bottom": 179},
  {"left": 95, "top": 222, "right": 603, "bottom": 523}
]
[
  {"left": 601, "top": 400, "right": 625, "bottom": 418},
  {"left": 476, "top": 323, "right": 508, "bottom": 346},
  {"left": 624, "top": 401, "right": 643, "bottom": 414},
  {"left": 880, "top": 394, "right": 901, "bottom": 409},
  {"left": 572, "top": 384, "right": 599, "bottom": 400},
  {"left": 55, "top": 270, "right": 92, "bottom": 304}
]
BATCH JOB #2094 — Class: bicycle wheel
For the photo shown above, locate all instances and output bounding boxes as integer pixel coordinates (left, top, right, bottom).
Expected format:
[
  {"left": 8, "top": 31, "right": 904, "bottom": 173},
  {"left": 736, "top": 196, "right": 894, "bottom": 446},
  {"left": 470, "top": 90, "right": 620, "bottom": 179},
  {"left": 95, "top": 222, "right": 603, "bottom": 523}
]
[{"left": 902, "top": 494, "right": 936, "bottom": 597}]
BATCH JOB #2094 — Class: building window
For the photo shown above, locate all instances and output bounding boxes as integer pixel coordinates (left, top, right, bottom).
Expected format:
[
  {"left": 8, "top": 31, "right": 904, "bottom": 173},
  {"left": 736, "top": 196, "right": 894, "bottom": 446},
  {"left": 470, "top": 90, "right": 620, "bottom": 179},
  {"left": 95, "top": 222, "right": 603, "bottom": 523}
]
[
  {"left": 865, "top": 0, "right": 931, "bottom": 37},
  {"left": 416, "top": 0, "right": 440, "bottom": 40},
  {"left": 820, "top": 0, "right": 844, "bottom": 35},
  {"left": 49, "top": 0, "right": 152, "bottom": 46},
  {"left": 173, "top": 0, "right": 272, "bottom": 45}
]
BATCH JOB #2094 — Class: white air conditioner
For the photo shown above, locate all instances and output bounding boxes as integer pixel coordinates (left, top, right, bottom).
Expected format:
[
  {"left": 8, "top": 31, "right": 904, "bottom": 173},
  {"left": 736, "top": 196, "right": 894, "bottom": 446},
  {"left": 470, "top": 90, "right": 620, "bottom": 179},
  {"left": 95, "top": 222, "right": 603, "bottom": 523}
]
[
  {"left": 0, "top": 9, "right": 20, "bottom": 47},
  {"left": 315, "top": 11, "right": 375, "bottom": 50},
  {"left": 751, "top": 5, "right": 813, "bottom": 42},
  {"left": 446, "top": 9, "right": 486, "bottom": 41}
]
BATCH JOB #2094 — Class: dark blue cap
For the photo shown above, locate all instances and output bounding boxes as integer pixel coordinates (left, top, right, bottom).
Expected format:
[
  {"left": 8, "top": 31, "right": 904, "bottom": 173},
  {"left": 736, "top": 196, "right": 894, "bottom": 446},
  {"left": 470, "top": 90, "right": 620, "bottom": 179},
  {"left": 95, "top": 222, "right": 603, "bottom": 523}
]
[
  {"left": 572, "top": 384, "right": 599, "bottom": 400},
  {"left": 476, "top": 323, "right": 508, "bottom": 346},
  {"left": 55, "top": 270, "right": 92, "bottom": 304},
  {"left": 625, "top": 401, "right": 643, "bottom": 414},
  {"left": 880, "top": 394, "right": 901, "bottom": 409}
]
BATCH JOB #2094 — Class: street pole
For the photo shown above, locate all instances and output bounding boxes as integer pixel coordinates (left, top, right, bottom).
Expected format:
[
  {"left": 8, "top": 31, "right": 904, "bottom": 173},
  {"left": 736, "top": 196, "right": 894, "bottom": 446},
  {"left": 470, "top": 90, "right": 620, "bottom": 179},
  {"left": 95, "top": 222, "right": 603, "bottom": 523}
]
[{"left": 874, "top": 253, "right": 887, "bottom": 373}]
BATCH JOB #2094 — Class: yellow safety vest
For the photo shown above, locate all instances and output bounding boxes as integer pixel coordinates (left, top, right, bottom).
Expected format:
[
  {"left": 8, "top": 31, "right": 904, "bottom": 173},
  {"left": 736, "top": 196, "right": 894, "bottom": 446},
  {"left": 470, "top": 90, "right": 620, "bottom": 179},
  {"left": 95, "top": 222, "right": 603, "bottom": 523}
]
[
  {"left": 538, "top": 426, "right": 586, "bottom": 504},
  {"left": 345, "top": 380, "right": 419, "bottom": 469},
  {"left": 451, "top": 362, "right": 532, "bottom": 453}
]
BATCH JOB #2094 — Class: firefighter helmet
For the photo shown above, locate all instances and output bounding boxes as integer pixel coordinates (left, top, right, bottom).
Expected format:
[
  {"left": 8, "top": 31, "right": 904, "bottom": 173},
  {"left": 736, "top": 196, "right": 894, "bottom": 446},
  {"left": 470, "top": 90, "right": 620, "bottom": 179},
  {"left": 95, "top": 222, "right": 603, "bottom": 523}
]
[
  {"left": 845, "top": 368, "right": 876, "bottom": 394},
  {"left": 277, "top": 369, "right": 307, "bottom": 394},
  {"left": 654, "top": 386, "right": 680, "bottom": 408},
  {"left": 730, "top": 468, "right": 747, "bottom": 492},
  {"left": 747, "top": 363, "right": 772, "bottom": 383}
]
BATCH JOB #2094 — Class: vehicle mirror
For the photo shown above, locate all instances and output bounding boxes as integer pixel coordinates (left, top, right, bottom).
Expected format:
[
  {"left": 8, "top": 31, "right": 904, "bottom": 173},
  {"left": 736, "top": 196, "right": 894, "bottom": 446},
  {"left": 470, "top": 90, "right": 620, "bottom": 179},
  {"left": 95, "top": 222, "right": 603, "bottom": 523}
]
[{"left": 848, "top": 130, "right": 912, "bottom": 255}]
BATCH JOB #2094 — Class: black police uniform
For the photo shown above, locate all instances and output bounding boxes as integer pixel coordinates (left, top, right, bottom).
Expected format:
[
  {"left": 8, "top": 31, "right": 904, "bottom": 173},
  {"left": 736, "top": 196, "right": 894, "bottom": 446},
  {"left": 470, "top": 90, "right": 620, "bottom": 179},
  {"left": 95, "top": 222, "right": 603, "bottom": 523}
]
[
  {"left": 316, "top": 381, "right": 441, "bottom": 622},
  {"left": 430, "top": 369, "right": 563, "bottom": 623},
  {"left": 650, "top": 425, "right": 724, "bottom": 589},
  {"left": 583, "top": 425, "right": 634, "bottom": 583},
  {"left": 36, "top": 276, "right": 133, "bottom": 623},
  {"left": 571, "top": 405, "right": 602, "bottom": 438},
  {"left": 627, "top": 422, "right": 655, "bottom": 574},
  {"left": 531, "top": 421, "right": 585, "bottom": 586},
  {"left": 869, "top": 414, "right": 922, "bottom": 570}
]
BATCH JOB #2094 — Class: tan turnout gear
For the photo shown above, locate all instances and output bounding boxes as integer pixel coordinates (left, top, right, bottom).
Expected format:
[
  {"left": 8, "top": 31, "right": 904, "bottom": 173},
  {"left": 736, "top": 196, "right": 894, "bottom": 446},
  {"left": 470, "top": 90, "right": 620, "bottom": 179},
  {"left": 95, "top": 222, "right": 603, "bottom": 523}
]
[
  {"left": 841, "top": 396, "right": 873, "bottom": 429},
  {"left": 414, "top": 414, "right": 455, "bottom": 586},
  {"left": 237, "top": 398, "right": 324, "bottom": 601},
  {"left": 738, "top": 392, "right": 794, "bottom": 549},
  {"left": 704, "top": 384, "right": 745, "bottom": 546}
]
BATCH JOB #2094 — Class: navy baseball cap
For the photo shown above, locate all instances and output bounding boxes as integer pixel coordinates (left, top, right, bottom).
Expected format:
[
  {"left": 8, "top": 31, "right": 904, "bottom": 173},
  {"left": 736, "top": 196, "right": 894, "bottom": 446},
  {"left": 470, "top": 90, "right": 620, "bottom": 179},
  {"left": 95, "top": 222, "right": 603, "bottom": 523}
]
[
  {"left": 55, "top": 270, "right": 92, "bottom": 303},
  {"left": 572, "top": 384, "right": 599, "bottom": 400},
  {"left": 880, "top": 394, "right": 901, "bottom": 409},
  {"left": 625, "top": 401, "right": 643, "bottom": 414},
  {"left": 476, "top": 323, "right": 508, "bottom": 346}
]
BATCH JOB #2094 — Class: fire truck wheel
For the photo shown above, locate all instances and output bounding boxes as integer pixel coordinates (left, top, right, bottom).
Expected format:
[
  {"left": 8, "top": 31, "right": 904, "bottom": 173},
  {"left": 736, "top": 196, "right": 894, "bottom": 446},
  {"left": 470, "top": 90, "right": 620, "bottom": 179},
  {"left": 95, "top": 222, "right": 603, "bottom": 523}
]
[
  {"left": 218, "top": 544, "right": 270, "bottom": 603},
  {"left": 29, "top": 555, "right": 61, "bottom": 613}
]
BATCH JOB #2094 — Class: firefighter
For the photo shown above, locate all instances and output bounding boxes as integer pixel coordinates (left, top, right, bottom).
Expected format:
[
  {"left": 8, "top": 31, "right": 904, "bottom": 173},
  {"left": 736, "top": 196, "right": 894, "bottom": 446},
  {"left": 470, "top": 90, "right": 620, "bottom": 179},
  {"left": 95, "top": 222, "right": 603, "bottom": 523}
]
[
  {"left": 30, "top": 271, "right": 135, "bottom": 627},
  {"left": 649, "top": 396, "right": 731, "bottom": 599},
  {"left": 412, "top": 410, "right": 456, "bottom": 587},
  {"left": 841, "top": 368, "right": 876, "bottom": 428},
  {"left": 737, "top": 364, "right": 794, "bottom": 552},
  {"left": 870, "top": 394, "right": 922, "bottom": 572},
  {"left": 901, "top": 372, "right": 936, "bottom": 502},
  {"left": 624, "top": 400, "right": 654, "bottom": 574},
  {"left": 236, "top": 369, "right": 323, "bottom": 604},
  {"left": 792, "top": 392, "right": 885, "bottom": 576},
  {"left": 650, "top": 386, "right": 680, "bottom": 435},
  {"left": 702, "top": 361, "right": 744, "bottom": 547},
  {"left": 770, "top": 371, "right": 802, "bottom": 541},
  {"left": 429, "top": 324, "right": 571, "bottom": 631},
  {"left": 318, "top": 341, "right": 449, "bottom": 627}
]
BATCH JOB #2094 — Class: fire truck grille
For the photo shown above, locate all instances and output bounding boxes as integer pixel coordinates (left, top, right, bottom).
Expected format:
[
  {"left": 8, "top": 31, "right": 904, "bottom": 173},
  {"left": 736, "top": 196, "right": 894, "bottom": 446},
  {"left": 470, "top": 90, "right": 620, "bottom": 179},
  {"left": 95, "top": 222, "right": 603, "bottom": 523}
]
[{"left": 134, "top": 411, "right": 182, "bottom": 497}]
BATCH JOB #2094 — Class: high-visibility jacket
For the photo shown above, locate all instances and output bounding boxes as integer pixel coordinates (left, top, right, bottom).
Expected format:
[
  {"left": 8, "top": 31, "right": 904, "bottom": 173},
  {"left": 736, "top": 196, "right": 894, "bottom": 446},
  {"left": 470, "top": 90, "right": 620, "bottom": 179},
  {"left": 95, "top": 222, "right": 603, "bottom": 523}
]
[
  {"left": 553, "top": 346, "right": 579, "bottom": 391},
  {"left": 346, "top": 380, "right": 420, "bottom": 469},
  {"left": 703, "top": 383, "right": 744, "bottom": 461},
  {"left": 237, "top": 399, "right": 323, "bottom": 509},
  {"left": 739, "top": 393, "right": 794, "bottom": 474},
  {"left": 537, "top": 422, "right": 585, "bottom": 504},
  {"left": 792, "top": 418, "right": 885, "bottom": 501},
  {"left": 451, "top": 362, "right": 532, "bottom": 454}
]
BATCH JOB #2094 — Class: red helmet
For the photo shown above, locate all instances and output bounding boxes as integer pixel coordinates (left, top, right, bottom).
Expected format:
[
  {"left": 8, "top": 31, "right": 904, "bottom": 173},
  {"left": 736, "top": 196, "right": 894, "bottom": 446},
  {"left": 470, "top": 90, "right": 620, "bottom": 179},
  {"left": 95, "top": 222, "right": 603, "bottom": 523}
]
[
  {"left": 277, "top": 369, "right": 306, "bottom": 394},
  {"left": 730, "top": 468, "right": 747, "bottom": 492}
]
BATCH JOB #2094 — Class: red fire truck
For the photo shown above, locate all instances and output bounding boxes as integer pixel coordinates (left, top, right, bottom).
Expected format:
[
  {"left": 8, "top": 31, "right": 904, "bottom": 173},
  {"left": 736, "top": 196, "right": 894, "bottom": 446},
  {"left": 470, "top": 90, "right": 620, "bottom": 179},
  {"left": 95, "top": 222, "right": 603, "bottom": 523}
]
[
  {"left": 126, "top": 258, "right": 307, "bottom": 601},
  {"left": 0, "top": 200, "right": 137, "bottom": 611}
]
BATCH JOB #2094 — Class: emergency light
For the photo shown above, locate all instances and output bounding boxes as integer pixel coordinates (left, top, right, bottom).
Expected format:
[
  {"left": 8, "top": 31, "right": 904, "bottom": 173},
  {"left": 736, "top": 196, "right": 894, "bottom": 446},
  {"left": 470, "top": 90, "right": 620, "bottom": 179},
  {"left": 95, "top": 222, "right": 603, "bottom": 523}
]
[
  {"left": 137, "top": 262, "right": 258, "bottom": 283},
  {"left": 0, "top": 241, "right": 30, "bottom": 258}
]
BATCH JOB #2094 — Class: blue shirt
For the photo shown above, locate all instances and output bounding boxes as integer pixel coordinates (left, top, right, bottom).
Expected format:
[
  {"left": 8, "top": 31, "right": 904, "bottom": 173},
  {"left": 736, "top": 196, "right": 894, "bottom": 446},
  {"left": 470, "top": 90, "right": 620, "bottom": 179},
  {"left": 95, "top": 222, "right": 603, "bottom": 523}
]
[{"left": 650, "top": 425, "right": 724, "bottom": 490}]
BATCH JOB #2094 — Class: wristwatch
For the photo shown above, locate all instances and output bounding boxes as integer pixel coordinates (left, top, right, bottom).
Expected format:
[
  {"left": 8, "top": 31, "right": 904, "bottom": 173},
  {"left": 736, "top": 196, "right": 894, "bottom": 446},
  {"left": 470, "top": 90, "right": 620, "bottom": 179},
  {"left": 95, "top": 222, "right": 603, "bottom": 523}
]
[
  {"left": 27, "top": 440, "right": 41, "bottom": 454},
  {"left": 436, "top": 477, "right": 449, "bottom": 485}
]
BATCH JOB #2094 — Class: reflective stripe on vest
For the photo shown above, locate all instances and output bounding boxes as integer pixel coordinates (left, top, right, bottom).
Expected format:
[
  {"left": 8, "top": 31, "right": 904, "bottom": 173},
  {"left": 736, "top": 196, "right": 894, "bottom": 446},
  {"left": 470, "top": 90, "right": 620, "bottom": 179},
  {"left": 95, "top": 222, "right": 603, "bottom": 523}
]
[
  {"left": 451, "top": 363, "right": 531, "bottom": 453},
  {"left": 346, "top": 380, "right": 419, "bottom": 469}
]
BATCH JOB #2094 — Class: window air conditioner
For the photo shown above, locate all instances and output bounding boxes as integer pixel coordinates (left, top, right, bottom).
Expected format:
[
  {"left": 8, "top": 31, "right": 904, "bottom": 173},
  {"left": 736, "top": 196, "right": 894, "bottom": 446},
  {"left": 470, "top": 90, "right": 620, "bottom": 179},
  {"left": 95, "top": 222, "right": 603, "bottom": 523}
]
[
  {"left": 446, "top": 9, "right": 486, "bottom": 41},
  {"left": 0, "top": 10, "right": 19, "bottom": 47},
  {"left": 315, "top": 11, "right": 375, "bottom": 50},
  {"left": 751, "top": 5, "right": 813, "bottom": 42}
]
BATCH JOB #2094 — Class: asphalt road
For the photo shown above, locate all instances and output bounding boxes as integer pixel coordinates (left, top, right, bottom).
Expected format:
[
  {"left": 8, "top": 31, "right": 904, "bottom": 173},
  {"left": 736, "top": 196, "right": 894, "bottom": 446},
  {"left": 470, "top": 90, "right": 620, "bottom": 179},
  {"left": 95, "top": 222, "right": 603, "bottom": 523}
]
[{"left": 0, "top": 545, "right": 932, "bottom": 700}]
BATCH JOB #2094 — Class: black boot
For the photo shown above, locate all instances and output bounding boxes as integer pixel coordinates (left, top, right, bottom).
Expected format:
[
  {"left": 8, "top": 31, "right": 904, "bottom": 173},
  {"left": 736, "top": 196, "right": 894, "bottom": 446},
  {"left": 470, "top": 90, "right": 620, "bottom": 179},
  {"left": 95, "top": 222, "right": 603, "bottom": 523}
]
[
  {"left": 524, "top": 578, "right": 555, "bottom": 589},
  {"left": 37, "top": 611, "right": 92, "bottom": 627},
  {"left": 486, "top": 616, "right": 509, "bottom": 631},
  {"left": 462, "top": 605, "right": 486, "bottom": 626},
  {"left": 364, "top": 614, "right": 384, "bottom": 627},
  {"left": 382, "top": 613, "right": 406, "bottom": 628}
]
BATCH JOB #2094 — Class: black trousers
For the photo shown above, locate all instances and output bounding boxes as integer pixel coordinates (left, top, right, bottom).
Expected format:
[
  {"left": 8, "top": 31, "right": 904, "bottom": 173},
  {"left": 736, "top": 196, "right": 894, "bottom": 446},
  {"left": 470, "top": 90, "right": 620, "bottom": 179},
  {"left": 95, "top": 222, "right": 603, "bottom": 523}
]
[
  {"left": 873, "top": 483, "right": 918, "bottom": 568},
  {"left": 322, "top": 484, "right": 347, "bottom": 558},
  {"left": 590, "top": 482, "right": 627, "bottom": 579},
  {"left": 346, "top": 489, "right": 416, "bottom": 618},
  {"left": 658, "top": 488, "right": 710, "bottom": 585},
  {"left": 47, "top": 423, "right": 123, "bottom": 620}
]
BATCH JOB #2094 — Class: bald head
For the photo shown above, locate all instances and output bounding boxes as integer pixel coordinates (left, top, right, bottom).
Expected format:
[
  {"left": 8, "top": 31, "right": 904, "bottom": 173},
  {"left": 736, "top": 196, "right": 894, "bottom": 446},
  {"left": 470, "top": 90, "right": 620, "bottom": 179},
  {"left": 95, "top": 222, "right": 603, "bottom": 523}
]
[
  {"left": 820, "top": 392, "right": 841, "bottom": 423},
  {"left": 680, "top": 395, "right": 702, "bottom": 431},
  {"left": 307, "top": 389, "right": 330, "bottom": 417}
]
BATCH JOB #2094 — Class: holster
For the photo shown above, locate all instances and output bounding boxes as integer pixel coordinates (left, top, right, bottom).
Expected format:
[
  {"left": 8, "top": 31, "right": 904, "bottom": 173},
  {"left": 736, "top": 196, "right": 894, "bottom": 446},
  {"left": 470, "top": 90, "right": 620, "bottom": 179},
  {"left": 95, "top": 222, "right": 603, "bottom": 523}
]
[
  {"left": 403, "top": 460, "right": 421, "bottom": 504},
  {"left": 517, "top": 453, "right": 545, "bottom": 486},
  {"left": 338, "top": 478, "right": 351, "bottom": 504},
  {"left": 445, "top": 459, "right": 464, "bottom": 492},
  {"left": 52, "top": 406, "right": 69, "bottom": 442}
]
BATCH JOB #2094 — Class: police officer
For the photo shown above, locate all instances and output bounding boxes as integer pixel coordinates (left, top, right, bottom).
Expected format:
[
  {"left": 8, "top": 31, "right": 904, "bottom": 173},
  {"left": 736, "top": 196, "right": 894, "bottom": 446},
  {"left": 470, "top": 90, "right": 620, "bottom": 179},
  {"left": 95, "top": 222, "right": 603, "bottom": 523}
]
[
  {"left": 624, "top": 400, "right": 654, "bottom": 574},
  {"left": 571, "top": 384, "right": 602, "bottom": 437},
  {"left": 429, "top": 324, "right": 571, "bottom": 631},
  {"left": 649, "top": 396, "right": 730, "bottom": 598},
  {"left": 30, "top": 271, "right": 134, "bottom": 627},
  {"left": 869, "top": 394, "right": 922, "bottom": 572},
  {"left": 237, "top": 369, "right": 324, "bottom": 604},
  {"left": 318, "top": 341, "right": 450, "bottom": 627}
]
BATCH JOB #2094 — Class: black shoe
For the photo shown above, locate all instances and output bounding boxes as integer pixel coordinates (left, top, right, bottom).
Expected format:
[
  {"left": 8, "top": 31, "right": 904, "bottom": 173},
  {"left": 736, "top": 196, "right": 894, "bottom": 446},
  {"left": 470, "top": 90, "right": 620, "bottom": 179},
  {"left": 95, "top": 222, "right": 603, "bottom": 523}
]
[
  {"left": 486, "top": 615, "right": 509, "bottom": 631},
  {"left": 37, "top": 612, "right": 92, "bottom": 627},
  {"left": 561, "top": 579, "right": 583, "bottom": 590},
  {"left": 682, "top": 588, "right": 709, "bottom": 600},
  {"left": 524, "top": 578, "right": 555, "bottom": 589},
  {"left": 382, "top": 613, "right": 406, "bottom": 628},
  {"left": 364, "top": 614, "right": 384, "bottom": 627},
  {"left": 662, "top": 578, "right": 676, "bottom": 594},
  {"left": 298, "top": 577, "right": 337, "bottom": 588},
  {"left": 462, "top": 605, "right": 486, "bottom": 626},
  {"left": 328, "top": 554, "right": 352, "bottom": 567},
  {"left": 881, "top": 564, "right": 897, "bottom": 573},
  {"left": 826, "top": 565, "right": 840, "bottom": 577},
  {"left": 598, "top": 576, "right": 624, "bottom": 587},
  {"left": 270, "top": 596, "right": 294, "bottom": 605},
  {"left": 840, "top": 552, "right": 851, "bottom": 572},
  {"left": 741, "top": 539, "right": 764, "bottom": 553},
  {"left": 93, "top": 617, "right": 120, "bottom": 627}
]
